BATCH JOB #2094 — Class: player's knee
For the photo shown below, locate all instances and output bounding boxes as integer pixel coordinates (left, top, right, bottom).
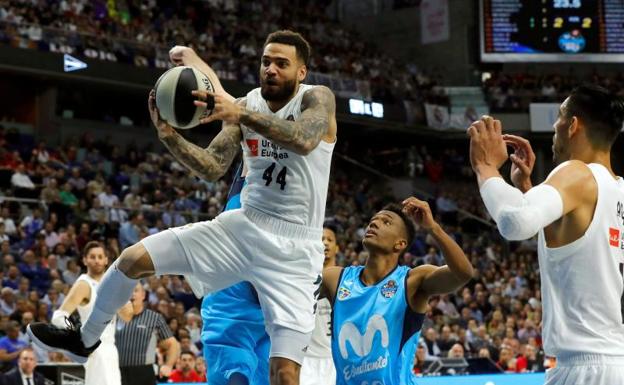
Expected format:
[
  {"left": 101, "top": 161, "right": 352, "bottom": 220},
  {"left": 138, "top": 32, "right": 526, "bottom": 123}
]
[
  {"left": 270, "top": 359, "right": 300, "bottom": 385},
  {"left": 117, "top": 243, "right": 154, "bottom": 279}
]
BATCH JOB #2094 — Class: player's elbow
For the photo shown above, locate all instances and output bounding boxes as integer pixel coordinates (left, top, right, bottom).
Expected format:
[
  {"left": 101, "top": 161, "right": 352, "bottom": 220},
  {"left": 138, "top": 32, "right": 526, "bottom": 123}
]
[
  {"left": 456, "top": 265, "right": 474, "bottom": 284},
  {"left": 497, "top": 209, "right": 540, "bottom": 241},
  {"left": 292, "top": 142, "right": 315, "bottom": 156},
  {"left": 197, "top": 168, "right": 226, "bottom": 182}
]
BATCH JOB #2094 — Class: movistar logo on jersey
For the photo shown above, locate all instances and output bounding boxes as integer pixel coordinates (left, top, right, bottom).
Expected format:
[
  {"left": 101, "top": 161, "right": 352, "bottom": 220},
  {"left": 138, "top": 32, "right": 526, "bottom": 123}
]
[{"left": 338, "top": 314, "right": 389, "bottom": 359}]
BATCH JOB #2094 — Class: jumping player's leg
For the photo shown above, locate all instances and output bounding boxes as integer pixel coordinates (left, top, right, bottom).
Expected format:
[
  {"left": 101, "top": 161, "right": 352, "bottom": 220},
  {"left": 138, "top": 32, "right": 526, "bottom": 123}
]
[
  {"left": 81, "top": 242, "right": 160, "bottom": 347},
  {"left": 29, "top": 211, "right": 249, "bottom": 360}
]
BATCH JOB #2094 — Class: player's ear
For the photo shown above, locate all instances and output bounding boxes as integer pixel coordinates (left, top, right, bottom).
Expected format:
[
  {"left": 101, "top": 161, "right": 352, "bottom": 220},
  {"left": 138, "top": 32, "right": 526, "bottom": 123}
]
[
  {"left": 568, "top": 116, "right": 579, "bottom": 139},
  {"left": 394, "top": 239, "right": 407, "bottom": 253},
  {"left": 298, "top": 64, "right": 307, "bottom": 82}
]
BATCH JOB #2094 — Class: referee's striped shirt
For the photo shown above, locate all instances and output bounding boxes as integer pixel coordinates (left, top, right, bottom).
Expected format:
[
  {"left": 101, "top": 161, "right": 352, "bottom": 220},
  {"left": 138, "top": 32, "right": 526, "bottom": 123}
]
[{"left": 115, "top": 308, "right": 174, "bottom": 367}]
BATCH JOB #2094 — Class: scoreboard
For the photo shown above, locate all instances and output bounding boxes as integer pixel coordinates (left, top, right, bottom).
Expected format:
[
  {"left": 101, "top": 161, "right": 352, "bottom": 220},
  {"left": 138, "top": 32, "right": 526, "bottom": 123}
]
[{"left": 480, "top": 0, "right": 624, "bottom": 62}]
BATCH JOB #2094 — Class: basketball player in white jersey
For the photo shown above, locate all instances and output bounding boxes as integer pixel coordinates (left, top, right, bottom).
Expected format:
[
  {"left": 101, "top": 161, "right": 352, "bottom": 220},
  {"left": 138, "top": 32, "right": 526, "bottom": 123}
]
[
  {"left": 50, "top": 241, "right": 133, "bottom": 385},
  {"left": 300, "top": 225, "right": 338, "bottom": 385},
  {"left": 468, "top": 84, "right": 624, "bottom": 384},
  {"left": 29, "top": 30, "right": 337, "bottom": 385}
]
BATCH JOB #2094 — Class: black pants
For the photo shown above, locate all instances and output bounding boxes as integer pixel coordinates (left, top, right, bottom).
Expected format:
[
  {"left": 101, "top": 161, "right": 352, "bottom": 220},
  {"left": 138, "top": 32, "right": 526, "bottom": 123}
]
[{"left": 120, "top": 365, "right": 156, "bottom": 385}]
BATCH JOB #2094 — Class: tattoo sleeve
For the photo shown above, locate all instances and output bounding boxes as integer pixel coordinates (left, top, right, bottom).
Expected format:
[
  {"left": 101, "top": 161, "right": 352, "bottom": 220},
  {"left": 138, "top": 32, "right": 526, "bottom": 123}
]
[
  {"left": 239, "top": 86, "right": 335, "bottom": 155},
  {"left": 160, "top": 121, "right": 241, "bottom": 182}
]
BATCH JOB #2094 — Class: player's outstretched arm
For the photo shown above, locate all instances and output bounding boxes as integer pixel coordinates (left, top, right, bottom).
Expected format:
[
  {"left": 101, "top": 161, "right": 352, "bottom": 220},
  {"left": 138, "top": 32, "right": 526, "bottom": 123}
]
[
  {"left": 50, "top": 280, "right": 90, "bottom": 327},
  {"left": 148, "top": 90, "right": 242, "bottom": 181},
  {"left": 195, "top": 86, "right": 336, "bottom": 155},
  {"left": 404, "top": 198, "right": 473, "bottom": 310},
  {"left": 468, "top": 115, "right": 595, "bottom": 241},
  {"left": 169, "top": 46, "right": 235, "bottom": 103}
]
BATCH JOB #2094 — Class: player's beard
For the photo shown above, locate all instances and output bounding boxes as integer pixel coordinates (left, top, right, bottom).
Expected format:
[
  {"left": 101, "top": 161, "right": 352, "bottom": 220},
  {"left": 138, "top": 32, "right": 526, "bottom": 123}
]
[{"left": 261, "top": 77, "right": 297, "bottom": 102}]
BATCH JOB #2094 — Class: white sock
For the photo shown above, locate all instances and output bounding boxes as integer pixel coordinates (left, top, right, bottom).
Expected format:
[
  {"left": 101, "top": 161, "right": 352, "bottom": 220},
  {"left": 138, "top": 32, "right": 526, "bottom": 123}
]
[{"left": 81, "top": 261, "right": 137, "bottom": 347}]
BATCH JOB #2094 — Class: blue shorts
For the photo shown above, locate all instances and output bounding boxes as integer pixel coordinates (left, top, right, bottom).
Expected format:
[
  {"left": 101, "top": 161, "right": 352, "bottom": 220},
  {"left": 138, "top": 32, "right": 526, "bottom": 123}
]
[{"left": 201, "top": 281, "right": 270, "bottom": 385}]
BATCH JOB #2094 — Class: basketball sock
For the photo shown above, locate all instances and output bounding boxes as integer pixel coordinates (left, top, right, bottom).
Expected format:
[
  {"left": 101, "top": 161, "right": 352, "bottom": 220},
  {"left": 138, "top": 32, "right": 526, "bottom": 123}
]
[{"left": 81, "top": 261, "right": 137, "bottom": 347}]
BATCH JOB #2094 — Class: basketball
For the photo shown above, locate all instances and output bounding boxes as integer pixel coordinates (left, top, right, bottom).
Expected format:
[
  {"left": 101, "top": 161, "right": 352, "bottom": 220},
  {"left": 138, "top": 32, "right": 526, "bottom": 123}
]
[{"left": 154, "top": 66, "right": 214, "bottom": 129}]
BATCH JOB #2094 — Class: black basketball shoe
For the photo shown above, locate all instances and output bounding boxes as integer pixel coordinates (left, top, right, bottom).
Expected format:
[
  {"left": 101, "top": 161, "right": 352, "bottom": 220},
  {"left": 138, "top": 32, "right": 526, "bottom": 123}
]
[{"left": 27, "top": 317, "right": 101, "bottom": 364}]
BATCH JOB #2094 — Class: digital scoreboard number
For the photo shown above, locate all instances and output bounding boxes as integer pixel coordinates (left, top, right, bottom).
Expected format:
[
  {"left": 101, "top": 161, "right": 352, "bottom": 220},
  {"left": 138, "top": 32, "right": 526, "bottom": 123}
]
[{"left": 480, "top": 0, "right": 624, "bottom": 62}]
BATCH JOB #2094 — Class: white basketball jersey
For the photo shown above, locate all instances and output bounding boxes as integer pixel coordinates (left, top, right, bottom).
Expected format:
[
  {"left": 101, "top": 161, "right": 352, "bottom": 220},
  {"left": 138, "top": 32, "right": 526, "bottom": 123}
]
[
  {"left": 76, "top": 274, "right": 116, "bottom": 344},
  {"left": 307, "top": 298, "right": 333, "bottom": 358},
  {"left": 241, "top": 85, "right": 335, "bottom": 228},
  {"left": 538, "top": 163, "right": 624, "bottom": 357}
]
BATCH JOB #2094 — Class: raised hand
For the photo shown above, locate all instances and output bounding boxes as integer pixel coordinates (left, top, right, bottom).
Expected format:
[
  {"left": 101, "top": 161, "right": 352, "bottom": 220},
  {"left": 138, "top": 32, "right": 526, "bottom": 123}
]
[
  {"left": 467, "top": 115, "right": 508, "bottom": 174},
  {"left": 148, "top": 89, "right": 175, "bottom": 139},
  {"left": 168, "top": 45, "right": 195, "bottom": 66},
  {"left": 402, "top": 197, "right": 436, "bottom": 231},
  {"left": 503, "top": 134, "right": 535, "bottom": 193}
]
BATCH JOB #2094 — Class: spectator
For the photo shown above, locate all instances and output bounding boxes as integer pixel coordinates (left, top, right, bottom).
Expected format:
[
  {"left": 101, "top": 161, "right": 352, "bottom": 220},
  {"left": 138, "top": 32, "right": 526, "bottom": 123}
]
[
  {"left": 19, "top": 209, "right": 44, "bottom": 240},
  {"left": 14, "top": 278, "right": 29, "bottom": 301},
  {"left": 422, "top": 327, "right": 441, "bottom": 359},
  {"left": 62, "top": 259, "right": 81, "bottom": 286},
  {"left": 59, "top": 183, "right": 79, "bottom": 208},
  {"left": 2, "top": 266, "right": 21, "bottom": 291},
  {"left": 0, "top": 208, "right": 17, "bottom": 236},
  {"left": 41, "top": 222, "right": 60, "bottom": 249},
  {"left": 194, "top": 356, "right": 207, "bottom": 382},
  {"left": 168, "top": 351, "right": 202, "bottom": 383},
  {"left": 0, "top": 288, "right": 16, "bottom": 316},
  {"left": 0, "top": 321, "right": 28, "bottom": 370},
  {"left": 17, "top": 251, "right": 48, "bottom": 294},
  {"left": 436, "top": 325, "right": 457, "bottom": 354},
  {"left": 0, "top": 223, "right": 9, "bottom": 244},
  {"left": 119, "top": 212, "right": 143, "bottom": 249},
  {"left": 496, "top": 346, "right": 513, "bottom": 372},
  {"left": 0, "top": 347, "right": 45, "bottom": 385},
  {"left": 67, "top": 167, "right": 86, "bottom": 196},
  {"left": 10, "top": 164, "right": 35, "bottom": 196},
  {"left": 524, "top": 344, "right": 544, "bottom": 373},
  {"left": 412, "top": 344, "right": 428, "bottom": 376},
  {"left": 447, "top": 343, "right": 465, "bottom": 358}
]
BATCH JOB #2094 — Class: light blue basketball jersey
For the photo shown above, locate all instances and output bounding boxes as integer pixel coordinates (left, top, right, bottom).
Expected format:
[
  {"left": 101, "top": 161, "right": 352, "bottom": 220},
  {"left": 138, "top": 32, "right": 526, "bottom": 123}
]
[{"left": 332, "top": 265, "right": 425, "bottom": 385}]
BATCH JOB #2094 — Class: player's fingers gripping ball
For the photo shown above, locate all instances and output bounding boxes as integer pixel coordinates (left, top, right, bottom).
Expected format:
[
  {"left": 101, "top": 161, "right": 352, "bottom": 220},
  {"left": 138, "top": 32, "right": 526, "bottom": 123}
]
[{"left": 154, "top": 66, "right": 215, "bottom": 129}]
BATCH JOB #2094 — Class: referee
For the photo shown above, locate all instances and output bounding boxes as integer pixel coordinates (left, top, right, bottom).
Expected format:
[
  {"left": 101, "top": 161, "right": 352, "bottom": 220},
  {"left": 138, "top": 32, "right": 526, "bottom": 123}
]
[{"left": 115, "top": 283, "right": 180, "bottom": 385}]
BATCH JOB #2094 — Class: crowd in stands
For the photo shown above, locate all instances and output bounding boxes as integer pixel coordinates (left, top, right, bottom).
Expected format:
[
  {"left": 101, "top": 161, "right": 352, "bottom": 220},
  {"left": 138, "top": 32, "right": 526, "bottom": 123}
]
[
  {"left": 0, "top": 0, "right": 444, "bottom": 107},
  {"left": 0, "top": 124, "right": 549, "bottom": 378},
  {"left": 483, "top": 70, "right": 624, "bottom": 112}
]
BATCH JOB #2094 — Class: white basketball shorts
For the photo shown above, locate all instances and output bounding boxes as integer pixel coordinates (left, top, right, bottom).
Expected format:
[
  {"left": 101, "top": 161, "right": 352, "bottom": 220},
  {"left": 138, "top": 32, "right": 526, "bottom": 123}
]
[
  {"left": 544, "top": 354, "right": 624, "bottom": 385},
  {"left": 300, "top": 355, "right": 336, "bottom": 385},
  {"left": 85, "top": 342, "right": 121, "bottom": 385},
  {"left": 141, "top": 206, "right": 324, "bottom": 346}
]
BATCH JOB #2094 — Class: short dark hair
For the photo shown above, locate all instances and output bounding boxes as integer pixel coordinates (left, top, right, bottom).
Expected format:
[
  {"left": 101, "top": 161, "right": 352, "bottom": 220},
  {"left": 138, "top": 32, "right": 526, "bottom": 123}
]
[
  {"left": 323, "top": 222, "right": 338, "bottom": 236},
  {"left": 565, "top": 84, "right": 624, "bottom": 148},
  {"left": 264, "top": 30, "right": 311, "bottom": 66},
  {"left": 381, "top": 203, "right": 416, "bottom": 256},
  {"left": 180, "top": 350, "right": 195, "bottom": 359},
  {"left": 83, "top": 241, "right": 103, "bottom": 257}
]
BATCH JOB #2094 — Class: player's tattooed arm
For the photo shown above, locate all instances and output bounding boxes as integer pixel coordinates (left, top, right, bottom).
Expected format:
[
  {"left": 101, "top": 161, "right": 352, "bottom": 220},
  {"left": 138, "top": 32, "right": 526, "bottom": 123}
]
[
  {"left": 239, "top": 86, "right": 335, "bottom": 155},
  {"left": 157, "top": 98, "right": 245, "bottom": 181},
  {"left": 160, "top": 123, "right": 241, "bottom": 181}
]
